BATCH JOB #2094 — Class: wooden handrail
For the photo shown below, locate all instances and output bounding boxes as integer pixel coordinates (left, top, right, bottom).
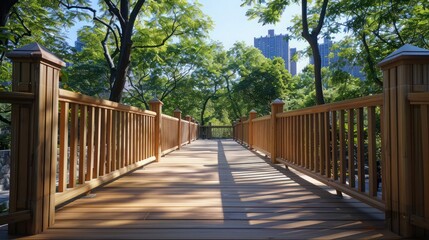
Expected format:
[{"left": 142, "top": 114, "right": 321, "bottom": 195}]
[
  {"left": 277, "top": 94, "right": 383, "bottom": 117},
  {"left": 408, "top": 92, "right": 429, "bottom": 104},
  {"left": 0, "top": 91, "right": 34, "bottom": 104},
  {"left": 59, "top": 89, "right": 156, "bottom": 116}
]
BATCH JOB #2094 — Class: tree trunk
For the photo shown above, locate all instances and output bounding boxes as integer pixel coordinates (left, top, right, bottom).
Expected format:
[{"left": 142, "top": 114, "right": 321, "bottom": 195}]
[
  {"left": 109, "top": 32, "right": 133, "bottom": 102},
  {"left": 200, "top": 95, "right": 212, "bottom": 126},
  {"left": 0, "top": 0, "right": 18, "bottom": 62},
  {"left": 308, "top": 36, "right": 325, "bottom": 105}
]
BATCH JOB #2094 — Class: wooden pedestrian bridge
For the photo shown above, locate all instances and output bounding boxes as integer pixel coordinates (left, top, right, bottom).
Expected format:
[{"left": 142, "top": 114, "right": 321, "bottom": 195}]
[{"left": 0, "top": 43, "right": 428, "bottom": 239}]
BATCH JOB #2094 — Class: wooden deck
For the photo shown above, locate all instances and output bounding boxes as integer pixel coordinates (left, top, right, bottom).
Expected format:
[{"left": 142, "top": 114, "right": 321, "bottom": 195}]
[{"left": 9, "top": 140, "right": 399, "bottom": 239}]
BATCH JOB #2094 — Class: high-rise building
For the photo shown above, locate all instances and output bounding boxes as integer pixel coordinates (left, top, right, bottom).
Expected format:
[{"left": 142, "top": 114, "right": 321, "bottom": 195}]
[
  {"left": 310, "top": 38, "right": 364, "bottom": 79},
  {"left": 75, "top": 37, "right": 84, "bottom": 52},
  {"left": 254, "top": 30, "right": 297, "bottom": 76},
  {"left": 290, "top": 48, "right": 297, "bottom": 76}
]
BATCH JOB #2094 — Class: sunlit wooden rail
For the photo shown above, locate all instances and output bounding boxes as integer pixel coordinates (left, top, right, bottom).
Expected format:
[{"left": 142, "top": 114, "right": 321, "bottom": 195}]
[
  {"left": 234, "top": 44, "right": 429, "bottom": 238},
  {"left": 0, "top": 43, "right": 198, "bottom": 235}
]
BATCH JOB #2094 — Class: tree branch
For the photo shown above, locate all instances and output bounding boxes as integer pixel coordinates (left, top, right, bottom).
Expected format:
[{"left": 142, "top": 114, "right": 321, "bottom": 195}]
[
  {"left": 0, "top": 114, "right": 11, "bottom": 125},
  {"left": 103, "top": 0, "right": 126, "bottom": 29},
  {"left": 9, "top": 9, "right": 31, "bottom": 45},
  {"left": 132, "top": 16, "right": 181, "bottom": 49},
  {"left": 312, "top": 0, "right": 329, "bottom": 36},
  {"left": 301, "top": 0, "right": 310, "bottom": 38}
]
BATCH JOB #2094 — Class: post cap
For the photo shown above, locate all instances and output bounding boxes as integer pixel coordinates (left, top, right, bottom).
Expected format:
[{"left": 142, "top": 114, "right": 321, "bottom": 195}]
[
  {"left": 149, "top": 97, "right": 164, "bottom": 105},
  {"left": 249, "top": 109, "right": 257, "bottom": 113},
  {"left": 173, "top": 108, "right": 182, "bottom": 113},
  {"left": 378, "top": 44, "right": 429, "bottom": 68},
  {"left": 6, "top": 42, "right": 66, "bottom": 68},
  {"left": 271, "top": 98, "right": 285, "bottom": 105}
]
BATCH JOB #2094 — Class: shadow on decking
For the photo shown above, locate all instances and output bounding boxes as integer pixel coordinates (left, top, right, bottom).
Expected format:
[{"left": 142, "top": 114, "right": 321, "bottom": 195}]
[{"left": 5, "top": 139, "right": 399, "bottom": 239}]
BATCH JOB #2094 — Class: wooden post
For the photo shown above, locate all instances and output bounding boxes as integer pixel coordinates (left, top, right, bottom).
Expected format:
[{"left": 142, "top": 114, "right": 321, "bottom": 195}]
[
  {"left": 149, "top": 98, "right": 163, "bottom": 162},
  {"left": 185, "top": 115, "right": 192, "bottom": 144},
  {"left": 249, "top": 110, "right": 257, "bottom": 149},
  {"left": 240, "top": 116, "right": 246, "bottom": 145},
  {"left": 270, "top": 99, "right": 285, "bottom": 164},
  {"left": 6, "top": 43, "right": 65, "bottom": 235},
  {"left": 174, "top": 109, "right": 182, "bottom": 150},
  {"left": 379, "top": 44, "right": 429, "bottom": 237}
]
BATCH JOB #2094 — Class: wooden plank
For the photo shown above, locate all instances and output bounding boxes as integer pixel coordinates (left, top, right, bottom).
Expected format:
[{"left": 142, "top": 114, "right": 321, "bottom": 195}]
[
  {"left": 302, "top": 115, "right": 310, "bottom": 169},
  {"left": 58, "top": 101, "right": 69, "bottom": 192},
  {"left": 79, "top": 105, "right": 88, "bottom": 184},
  {"left": 357, "top": 107, "right": 365, "bottom": 192},
  {"left": 348, "top": 109, "right": 355, "bottom": 188},
  {"left": 314, "top": 113, "right": 319, "bottom": 173},
  {"left": 99, "top": 108, "right": 107, "bottom": 176},
  {"left": 368, "top": 107, "right": 377, "bottom": 196},
  {"left": 86, "top": 106, "right": 94, "bottom": 181},
  {"left": 324, "top": 111, "right": 330, "bottom": 178},
  {"left": 309, "top": 114, "right": 314, "bottom": 171},
  {"left": 389, "top": 67, "right": 399, "bottom": 231},
  {"left": 421, "top": 105, "right": 429, "bottom": 223},
  {"left": 332, "top": 111, "right": 338, "bottom": 180},
  {"left": 0, "top": 92, "right": 34, "bottom": 104},
  {"left": 24, "top": 140, "right": 400, "bottom": 240},
  {"left": 339, "top": 110, "right": 346, "bottom": 184},
  {"left": 93, "top": 107, "right": 101, "bottom": 178},
  {"left": 106, "top": 109, "right": 112, "bottom": 173},
  {"left": 59, "top": 89, "right": 156, "bottom": 116},
  {"left": 277, "top": 94, "right": 383, "bottom": 118},
  {"left": 319, "top": 113, "right": 325, "bottom": 175},
  {"left": 69, "top": 104, "right": 79, "bottom": 188}
]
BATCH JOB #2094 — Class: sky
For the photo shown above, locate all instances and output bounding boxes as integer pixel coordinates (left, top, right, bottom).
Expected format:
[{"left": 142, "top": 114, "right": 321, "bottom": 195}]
[
  {"left": 198, "top": 0, "right": 306, "bottom": 72},
  {"left": 65, "top": 0, "right": 307, "bottom": 72}
]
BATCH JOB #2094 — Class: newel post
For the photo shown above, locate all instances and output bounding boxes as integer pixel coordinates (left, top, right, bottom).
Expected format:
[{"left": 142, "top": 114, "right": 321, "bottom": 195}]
[
  {"left": 185, "top": 115, "right": 192, "bottom": 144},
  {"left": 240, "top": 116, "right": 247, "bottom": 145},
  {"left": 379, "top": 44, "right": 429, "bottom": 237},
  {"left": 174, "top": 109, "right": 182, "bottom": 149},
  {"left": 150, "top": 98, "right": 163, "bottom": 162},
  {"left": 270, "top": 99, "right": 284, "bottom": 164},
  {"left": 248, "top": 110, "right": 257, "bottom": 149},
  {"left": 6, "top": 43, "right": 65, "bottom": 235}
]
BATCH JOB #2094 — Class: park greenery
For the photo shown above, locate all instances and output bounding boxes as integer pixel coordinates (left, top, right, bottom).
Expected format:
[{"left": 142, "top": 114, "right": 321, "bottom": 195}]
[{"left": 0, "top": 0, "right": 428, "bottom": 134}]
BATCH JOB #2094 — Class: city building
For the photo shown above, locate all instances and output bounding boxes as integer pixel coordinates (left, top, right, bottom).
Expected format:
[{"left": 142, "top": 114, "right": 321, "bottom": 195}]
[
  {"left": 310, "top": 38, "right": 364, "bottom": 79},
  {"left": 290, "top": 47, "right": 297, "bottom": 76},
  {"left": 254, "top": 30, "right": 297, "bottom": 76},
  {"left": 74, "top": 37, "right": 84, "bottom": 52}
]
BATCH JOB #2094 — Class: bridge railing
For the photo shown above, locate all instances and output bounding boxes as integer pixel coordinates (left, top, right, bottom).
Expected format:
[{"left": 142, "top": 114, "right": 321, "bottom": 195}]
[
  {"left": 234, "top": 44, "right": 429, "bottom": 238},
  {"left": 0, "top": 43, "right": 198, "bottom": 235}
]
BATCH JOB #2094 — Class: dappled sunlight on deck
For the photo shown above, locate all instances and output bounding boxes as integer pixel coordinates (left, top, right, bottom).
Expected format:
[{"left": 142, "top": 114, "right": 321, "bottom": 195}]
[{"left": 13, "top": 140, "right": 399, "bottom": 239}]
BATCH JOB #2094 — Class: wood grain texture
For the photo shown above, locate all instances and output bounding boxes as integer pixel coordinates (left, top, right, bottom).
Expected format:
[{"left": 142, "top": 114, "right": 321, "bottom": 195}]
[{"left": 11, "top": 140, "right": 399, "bottom": 239}]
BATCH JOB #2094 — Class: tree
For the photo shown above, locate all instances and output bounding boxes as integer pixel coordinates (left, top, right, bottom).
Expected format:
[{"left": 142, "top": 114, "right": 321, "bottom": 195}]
[
  {"left": 330, "top": 0, "right": 429, "bottom": 87},
  {"left": 0, "top": 0, "right": 81, "bottom": 63},
  {"left": 61, "top": 0, "right": 211, "bottom": 102},
  {"left": 125, "top": 39, "right": 211, "bottom": 110},
  {"left": 243, "top": 0, "right": 331, "bottom": 105}
]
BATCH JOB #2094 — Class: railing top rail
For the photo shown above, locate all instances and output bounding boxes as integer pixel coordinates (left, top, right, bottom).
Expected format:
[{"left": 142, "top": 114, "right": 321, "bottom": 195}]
[
  {"left": 0, "top": 91, "right": 34, "bottom": 104},
  {"left": 277, "top": 94, "right": 383, "bottom": 118},
  {"left": 162, "top": 114, "right": 179, "bottom": 121},
  {"left": 59, "top": 89, "right": 156, "bottom": 116},
  {"left": 408, "top": 92, "right": 429, "bottom": 104}
]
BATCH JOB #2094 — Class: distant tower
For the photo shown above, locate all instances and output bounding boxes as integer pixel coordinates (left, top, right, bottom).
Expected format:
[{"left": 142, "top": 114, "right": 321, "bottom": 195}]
[
  {"left": 310, "top": 38, "right": 364, "bottom": 79},
  {"left": 290, "top": 48, "right": 297, "bottom": 76},
  {"left": 74, "top": 37, "right": 84, "bottom": 52},
  {"left": 254, "top": 29, "right": 297, "bottom": 76}
]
